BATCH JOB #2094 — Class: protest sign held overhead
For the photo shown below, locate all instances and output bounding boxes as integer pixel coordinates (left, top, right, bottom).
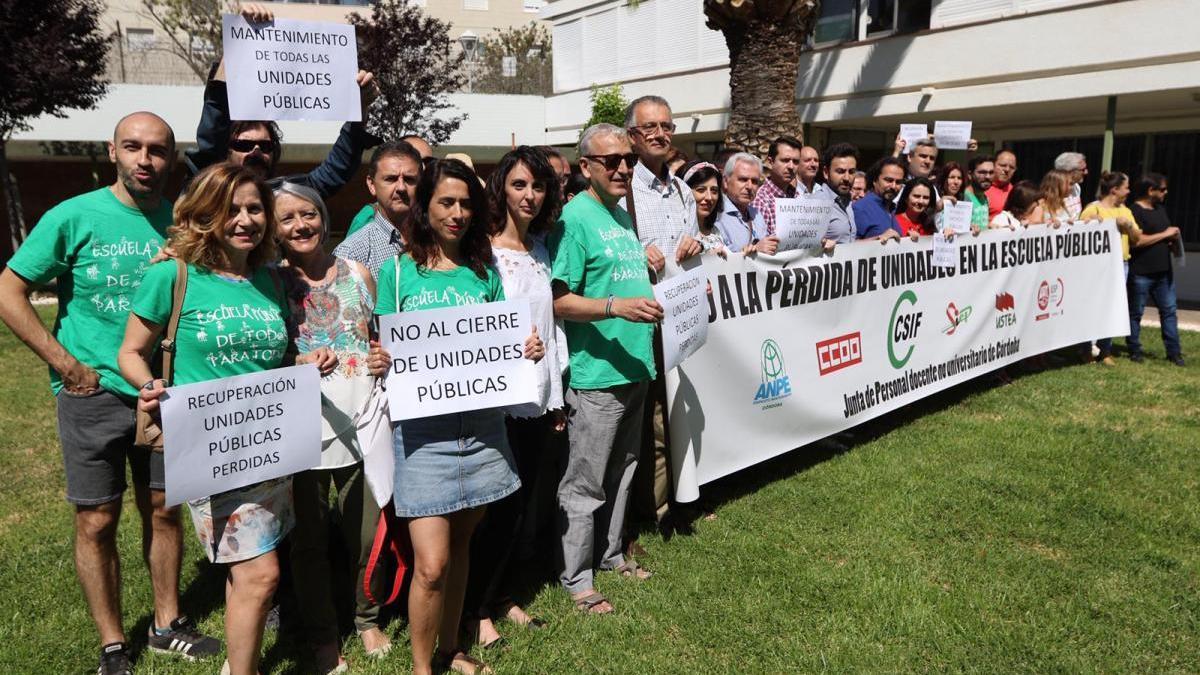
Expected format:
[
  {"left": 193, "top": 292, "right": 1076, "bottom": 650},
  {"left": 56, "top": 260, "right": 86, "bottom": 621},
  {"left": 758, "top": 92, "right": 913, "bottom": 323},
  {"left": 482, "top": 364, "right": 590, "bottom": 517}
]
[
  {"left": 160, "top": 364, "right": 322, "bottom": 506},
  {"left": 222, "top": 14, "right": 361, "bottom": 122},
  {"left": 899, "top": 124, "right": 929, "bottom": 153},
  {"left": 934, "top": 120, "right": 973, "bottom": 150},
  {"left": 380, "top": 300, "right": 538, "bottom": 419}
]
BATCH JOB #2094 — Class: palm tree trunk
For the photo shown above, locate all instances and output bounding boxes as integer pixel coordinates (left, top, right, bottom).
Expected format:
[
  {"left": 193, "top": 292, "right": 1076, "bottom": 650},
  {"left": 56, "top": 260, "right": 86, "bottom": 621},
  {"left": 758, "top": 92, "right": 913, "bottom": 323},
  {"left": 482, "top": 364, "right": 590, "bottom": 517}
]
[{"left": 721, "top": 19, "right": 805, "bottom": 155}]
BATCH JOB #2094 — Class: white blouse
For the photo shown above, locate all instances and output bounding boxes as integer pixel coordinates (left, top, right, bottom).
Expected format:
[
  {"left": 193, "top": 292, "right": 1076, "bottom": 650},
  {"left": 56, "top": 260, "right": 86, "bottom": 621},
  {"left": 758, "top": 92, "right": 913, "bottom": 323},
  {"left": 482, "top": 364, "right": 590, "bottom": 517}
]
[{"left": 493, "top": 235, "right": 567, "bottom": 418}]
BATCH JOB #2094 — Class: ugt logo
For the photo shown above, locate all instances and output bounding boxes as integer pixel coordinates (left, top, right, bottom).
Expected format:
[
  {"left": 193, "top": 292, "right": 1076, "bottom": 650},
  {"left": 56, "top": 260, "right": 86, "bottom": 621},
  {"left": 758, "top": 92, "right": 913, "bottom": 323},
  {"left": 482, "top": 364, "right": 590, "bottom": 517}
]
[
  {"left": 888, "top": 290, "right": 922, "bottom": 369},
  {"left": 942, "top": 301, "right": 972, "bottom": 335},
  {"left": 753, "top": 339, "right": 792, "bottom": 405}
]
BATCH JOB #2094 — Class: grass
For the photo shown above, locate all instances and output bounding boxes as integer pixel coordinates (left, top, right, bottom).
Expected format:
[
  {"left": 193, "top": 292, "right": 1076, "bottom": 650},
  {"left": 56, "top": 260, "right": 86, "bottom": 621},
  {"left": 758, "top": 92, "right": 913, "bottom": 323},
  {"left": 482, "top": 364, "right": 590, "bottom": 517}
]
[{"left": 1, "top": 306, "right": 1198, "bottom": 673}]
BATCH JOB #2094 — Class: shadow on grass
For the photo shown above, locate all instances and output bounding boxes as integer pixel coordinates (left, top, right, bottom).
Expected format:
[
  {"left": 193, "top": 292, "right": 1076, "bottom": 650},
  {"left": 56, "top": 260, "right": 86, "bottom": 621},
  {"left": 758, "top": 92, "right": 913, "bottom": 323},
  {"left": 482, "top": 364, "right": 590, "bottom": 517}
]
[{"left": 127, "top": 557, "right": 227, "bottom": 664}]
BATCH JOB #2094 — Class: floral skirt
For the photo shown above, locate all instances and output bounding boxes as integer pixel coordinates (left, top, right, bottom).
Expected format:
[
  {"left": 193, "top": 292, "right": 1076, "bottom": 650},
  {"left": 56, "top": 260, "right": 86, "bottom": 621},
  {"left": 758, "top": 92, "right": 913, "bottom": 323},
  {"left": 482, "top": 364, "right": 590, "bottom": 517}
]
[{"left": 187, "top": 477, "right": 294, "bottom": 564}]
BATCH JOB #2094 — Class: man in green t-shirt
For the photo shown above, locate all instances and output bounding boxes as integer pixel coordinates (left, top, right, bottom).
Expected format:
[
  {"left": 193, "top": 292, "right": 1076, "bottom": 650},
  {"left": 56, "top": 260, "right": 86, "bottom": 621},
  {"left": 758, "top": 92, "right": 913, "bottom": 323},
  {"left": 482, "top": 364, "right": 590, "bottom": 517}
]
[
  {"left": 549, "top": 123, "right": 664, "bottom": 614},
  {"left": 0, "top": 112, "right": 219, "bottom": 674},
  {"left": 964, "top": 155, "right": 995, "bottom": 231}
]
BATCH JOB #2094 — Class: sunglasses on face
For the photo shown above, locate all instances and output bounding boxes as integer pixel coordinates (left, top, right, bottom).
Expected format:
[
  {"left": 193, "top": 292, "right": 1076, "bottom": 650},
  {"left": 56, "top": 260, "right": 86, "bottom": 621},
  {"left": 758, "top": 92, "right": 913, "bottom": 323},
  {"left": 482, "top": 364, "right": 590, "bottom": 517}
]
[
  {"left": 584, "top": 153, "right": 638, "bottom": 172},
  {"left": 630, "top": 121, "right": 676, "bottom": 136},
  {"left": 229, "top": 139, "right": 277, "bottom": 154}
]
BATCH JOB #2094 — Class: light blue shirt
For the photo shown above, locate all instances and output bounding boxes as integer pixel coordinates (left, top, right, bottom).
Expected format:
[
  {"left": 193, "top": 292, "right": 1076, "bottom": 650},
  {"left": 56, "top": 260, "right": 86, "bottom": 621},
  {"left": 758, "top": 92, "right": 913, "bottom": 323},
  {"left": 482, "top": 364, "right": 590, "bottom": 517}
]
[{"left": 714, "top": 198, "right": 770, "bottom": 250}]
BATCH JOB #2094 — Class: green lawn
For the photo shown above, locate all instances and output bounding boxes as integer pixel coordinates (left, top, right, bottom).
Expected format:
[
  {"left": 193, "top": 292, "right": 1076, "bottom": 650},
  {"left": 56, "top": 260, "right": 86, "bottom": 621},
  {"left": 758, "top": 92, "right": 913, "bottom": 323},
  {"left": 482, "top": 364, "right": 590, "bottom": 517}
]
[{"left": 1, "top": 307, "right": 1198, "bottom": 673}]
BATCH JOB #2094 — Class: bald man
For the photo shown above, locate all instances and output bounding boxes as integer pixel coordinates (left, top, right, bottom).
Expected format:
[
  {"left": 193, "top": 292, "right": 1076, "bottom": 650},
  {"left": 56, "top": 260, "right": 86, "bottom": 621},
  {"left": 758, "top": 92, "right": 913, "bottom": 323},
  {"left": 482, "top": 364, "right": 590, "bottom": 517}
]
[{"left": 0, "top": 112, "right": 220, "bottom": 674}]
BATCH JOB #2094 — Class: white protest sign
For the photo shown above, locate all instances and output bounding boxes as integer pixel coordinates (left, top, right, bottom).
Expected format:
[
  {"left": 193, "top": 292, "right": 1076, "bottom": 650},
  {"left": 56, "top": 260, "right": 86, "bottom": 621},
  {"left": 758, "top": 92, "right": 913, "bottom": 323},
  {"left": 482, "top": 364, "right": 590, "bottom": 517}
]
[
  {"left": 161, "top": 364, "right": 322, "bottom": 506},
  {"left": 942, "top": 201, "right": 974, "bottom": 234},
  {"left": 932, "top": 232, "right": 957, "bottom": 269},
  {"left": 933, "top": 120, "right": 972, "bottom": 150},
  {"left": 654, "top": 264, "right": 709, "bottom": 371},
  {"left": 380, "top": 300, "right": 537, "bottom": 420},
  {"left": 899, "top": 124, "right": 928, "bottom": 154},
  {"left": 774, "top": 196, "right": 833, "bottom": 252},
  {"left": 222, "top": 14, "right": 361, "bottom": 122}
]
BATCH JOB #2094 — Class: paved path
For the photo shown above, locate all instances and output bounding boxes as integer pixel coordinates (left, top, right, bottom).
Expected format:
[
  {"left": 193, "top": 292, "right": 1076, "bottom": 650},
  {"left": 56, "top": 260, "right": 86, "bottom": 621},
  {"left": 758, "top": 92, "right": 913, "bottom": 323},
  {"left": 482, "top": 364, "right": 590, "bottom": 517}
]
[{"left": 1141, "top": 307, "right": 1200, "bottom": 332}]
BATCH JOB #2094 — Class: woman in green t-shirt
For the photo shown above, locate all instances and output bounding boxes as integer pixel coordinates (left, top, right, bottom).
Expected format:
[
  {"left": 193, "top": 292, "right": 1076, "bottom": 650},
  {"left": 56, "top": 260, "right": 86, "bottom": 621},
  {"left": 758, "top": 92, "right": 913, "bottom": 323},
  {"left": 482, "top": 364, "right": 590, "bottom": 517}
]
[
  {"left": 118, "top": 163, "right": 335, "bottom": 675},
  {"left": 367, "top": 159, "right": 544, "bottom": 675}
]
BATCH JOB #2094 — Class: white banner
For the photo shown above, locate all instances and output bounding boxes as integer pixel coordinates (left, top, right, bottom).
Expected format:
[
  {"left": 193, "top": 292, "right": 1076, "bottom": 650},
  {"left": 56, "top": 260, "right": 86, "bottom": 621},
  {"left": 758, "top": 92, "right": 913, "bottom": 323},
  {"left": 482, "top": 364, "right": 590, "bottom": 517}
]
[
  {"left": 222, "top": 14, "right": 361, "bottom": 122},
  {"left": 161, "top": 364, "right": 322, "bottom": 506},
  {"left": 655, "top": 264, "right": 709, "bottom": 371},
  {"left": 379, "top": 300, "right": 537, "bottom": 420},
  {"left": 666, "top": 222, "right": 1127, "bottom": 502}
]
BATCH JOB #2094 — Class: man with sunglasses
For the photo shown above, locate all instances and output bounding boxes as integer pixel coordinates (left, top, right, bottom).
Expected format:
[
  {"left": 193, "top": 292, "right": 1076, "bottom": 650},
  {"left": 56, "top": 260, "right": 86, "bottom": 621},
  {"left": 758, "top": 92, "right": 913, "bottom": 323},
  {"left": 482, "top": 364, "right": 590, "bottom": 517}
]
[
  {"left": 618, "top": 96, "right": 702, "bottom": 543},
  {"left": 184, "top": 4, "right": 379, "bottom": 199},
  {"left": 550, "top": 123, "right": 663, "bottom": 615}
]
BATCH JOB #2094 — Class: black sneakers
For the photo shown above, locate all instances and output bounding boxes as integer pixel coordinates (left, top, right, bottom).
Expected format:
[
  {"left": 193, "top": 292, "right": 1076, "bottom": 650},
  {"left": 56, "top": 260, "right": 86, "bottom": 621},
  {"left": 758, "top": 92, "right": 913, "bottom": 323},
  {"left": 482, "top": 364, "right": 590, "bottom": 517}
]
[
  {"left": 98, "top": 642, "right": 131, "bottom": 675},
  {"left": 147, "top": 615, "right": 221, "bottom": 661}
]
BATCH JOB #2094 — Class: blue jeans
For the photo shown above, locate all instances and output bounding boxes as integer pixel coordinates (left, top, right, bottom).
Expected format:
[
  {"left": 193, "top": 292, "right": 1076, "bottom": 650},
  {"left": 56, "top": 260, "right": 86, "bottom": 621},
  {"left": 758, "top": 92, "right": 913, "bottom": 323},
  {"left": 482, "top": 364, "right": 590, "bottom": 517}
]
[{"left": 1127, "top": 269, "right": 1180, "bottom": 357}]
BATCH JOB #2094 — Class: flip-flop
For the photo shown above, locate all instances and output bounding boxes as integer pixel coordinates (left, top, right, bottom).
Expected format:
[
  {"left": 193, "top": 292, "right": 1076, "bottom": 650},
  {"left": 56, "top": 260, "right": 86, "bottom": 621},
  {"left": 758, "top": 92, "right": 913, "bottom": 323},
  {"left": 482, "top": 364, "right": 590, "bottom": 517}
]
[{"left": 573, "top": 590, "right": 613, "bottom": 614}]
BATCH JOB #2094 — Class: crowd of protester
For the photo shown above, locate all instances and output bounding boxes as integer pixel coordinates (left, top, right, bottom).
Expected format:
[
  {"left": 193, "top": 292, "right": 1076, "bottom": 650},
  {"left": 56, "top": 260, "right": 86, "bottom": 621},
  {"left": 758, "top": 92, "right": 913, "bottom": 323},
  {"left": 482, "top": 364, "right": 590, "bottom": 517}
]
[{"left": 0, "top": 12, "right": 1188, "bottom": 672}]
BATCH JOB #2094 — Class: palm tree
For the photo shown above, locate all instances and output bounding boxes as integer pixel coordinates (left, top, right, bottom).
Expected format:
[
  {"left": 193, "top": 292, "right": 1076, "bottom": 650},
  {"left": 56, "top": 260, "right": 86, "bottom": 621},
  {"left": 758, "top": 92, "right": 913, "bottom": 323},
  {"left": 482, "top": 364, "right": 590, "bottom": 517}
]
[{"left": 703, "top": 0, "right": 819, "bottom": 155}]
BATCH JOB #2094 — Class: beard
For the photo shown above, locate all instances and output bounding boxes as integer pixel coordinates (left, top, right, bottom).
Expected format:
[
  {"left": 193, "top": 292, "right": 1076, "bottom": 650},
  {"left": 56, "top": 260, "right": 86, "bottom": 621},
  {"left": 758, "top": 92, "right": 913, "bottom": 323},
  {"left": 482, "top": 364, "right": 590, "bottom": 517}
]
[
  {"left": 118, "top": 166, "right": 160, "bottom": 199},
  {"left": 242, "top": 154, "right": 272, "bottom": 177}
]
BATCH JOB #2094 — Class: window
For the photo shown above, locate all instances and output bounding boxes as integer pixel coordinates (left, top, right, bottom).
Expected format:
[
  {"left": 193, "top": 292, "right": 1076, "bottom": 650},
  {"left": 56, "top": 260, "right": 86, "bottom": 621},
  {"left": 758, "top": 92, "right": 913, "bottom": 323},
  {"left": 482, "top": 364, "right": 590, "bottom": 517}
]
[
  {"left": 463, "top": 0, "right": 488, "bottom": 10},
  {"left": 814, "top": 0, "right": 858, "bottom": 44},
  {"left": 814, "top": 0, "right": 930, "bottom": 44},
  {"left": 126, "top": 27, "right": 155, "bottom": 51},
  {"left": 523, "top": 0, "right": 545, "bottom": 12}
]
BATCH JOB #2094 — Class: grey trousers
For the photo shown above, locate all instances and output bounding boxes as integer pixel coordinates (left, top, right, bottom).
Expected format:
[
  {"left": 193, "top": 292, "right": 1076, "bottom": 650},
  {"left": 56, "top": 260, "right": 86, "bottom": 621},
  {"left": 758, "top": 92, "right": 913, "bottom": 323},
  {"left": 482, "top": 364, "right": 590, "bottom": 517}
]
[{"left": 558, "top": 381, "right": 649, "bottom": 594}]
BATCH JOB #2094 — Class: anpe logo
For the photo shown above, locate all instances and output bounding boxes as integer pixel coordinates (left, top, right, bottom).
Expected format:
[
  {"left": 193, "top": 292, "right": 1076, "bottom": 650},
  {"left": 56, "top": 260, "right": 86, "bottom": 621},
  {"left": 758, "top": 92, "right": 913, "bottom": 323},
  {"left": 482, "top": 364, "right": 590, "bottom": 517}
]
[
  {"left": 942, "top": 302, "right": 972, "bottom": 335},
  {"left": 753, "top": 339, "right": 792, "bottom": 406},
  {"left": 816, "top": 332, "right": 862, "bottom": 376},
  {"left": 1035, "top": 278, "right": 1065, "bottom": 321},
  {"left": 995, "top": 292, "right": 1017, "bottom": 328},
  {"left": 887, "top": 290, "right": 922, "bottom": 369}
]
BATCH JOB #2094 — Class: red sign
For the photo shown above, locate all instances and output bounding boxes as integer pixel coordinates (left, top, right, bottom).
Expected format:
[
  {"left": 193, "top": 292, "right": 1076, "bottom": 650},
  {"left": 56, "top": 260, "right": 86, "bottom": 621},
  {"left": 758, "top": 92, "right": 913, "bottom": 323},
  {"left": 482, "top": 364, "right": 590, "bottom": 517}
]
[{"left": 816, "top": 332, "right": 862, "bottom": 375}]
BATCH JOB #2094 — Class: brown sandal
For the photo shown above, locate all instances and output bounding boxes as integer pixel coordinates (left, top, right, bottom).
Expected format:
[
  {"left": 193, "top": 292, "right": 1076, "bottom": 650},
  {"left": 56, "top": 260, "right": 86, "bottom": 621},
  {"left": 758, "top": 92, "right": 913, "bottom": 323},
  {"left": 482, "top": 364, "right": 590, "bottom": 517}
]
[
  {"left": 615, "top": 559, "right": 653, "bottom": 580},
  {"left": 434, "top": 649, "right": 493, "bottom": 675},
  {"left": 572, "top": 590, "right": 613, "bottom": 614}
]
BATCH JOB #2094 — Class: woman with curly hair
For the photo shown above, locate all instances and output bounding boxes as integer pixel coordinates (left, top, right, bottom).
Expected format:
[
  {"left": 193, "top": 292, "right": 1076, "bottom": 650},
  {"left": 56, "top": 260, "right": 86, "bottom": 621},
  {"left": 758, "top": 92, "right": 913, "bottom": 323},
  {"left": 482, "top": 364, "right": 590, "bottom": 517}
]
[
  {"left": 118, "top": 163, "right": 334, "bottom": 675},
  {"left": 367, "top": 158, "right": 545, "bottom": 675}
]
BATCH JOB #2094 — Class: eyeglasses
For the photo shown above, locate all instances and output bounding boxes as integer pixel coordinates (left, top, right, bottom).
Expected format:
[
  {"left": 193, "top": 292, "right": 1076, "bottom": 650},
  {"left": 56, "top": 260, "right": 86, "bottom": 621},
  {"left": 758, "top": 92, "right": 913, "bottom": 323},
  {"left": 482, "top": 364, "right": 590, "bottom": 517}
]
[
  {"left": 583, "top": 153, "right": 638, "bottom": 172},
  {"left": 630, "top": 121, "right": 676, "bottom": 137},
  {"left": 229, "top": 139, "right": 277, "bottom": 154}
]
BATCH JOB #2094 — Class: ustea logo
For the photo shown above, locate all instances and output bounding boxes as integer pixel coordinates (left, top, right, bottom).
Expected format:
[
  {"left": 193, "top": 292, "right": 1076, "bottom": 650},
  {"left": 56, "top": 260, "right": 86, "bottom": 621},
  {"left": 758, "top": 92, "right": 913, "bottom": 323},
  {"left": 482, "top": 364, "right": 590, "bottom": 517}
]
[
  {"left": 887, "top": 290, "right": 922, "bottom": 369},
  {"left": 753, "top": 339, "right": 792, "bottom": 407},
  {"left": 1035, "top": 278, "right": 1065, "bottom": 321},
  {"left": 816, "top": 332, "right": 862, "bottom": 376},
  {"left": 995, "top": 292, "right": 1017, "bottom": 328},
  {"left": 942, "top": 302, "right": 972, "bottom": 335}
]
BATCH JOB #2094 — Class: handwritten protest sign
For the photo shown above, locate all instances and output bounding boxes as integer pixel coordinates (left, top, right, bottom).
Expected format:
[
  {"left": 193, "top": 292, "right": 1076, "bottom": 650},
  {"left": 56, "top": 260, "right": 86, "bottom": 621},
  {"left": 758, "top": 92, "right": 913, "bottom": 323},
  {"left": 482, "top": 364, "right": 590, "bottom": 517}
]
[
  {"left": 932, "top": 232, "right": 957, "bottom": 269},
  {"left": 380, "top": 300, "right": 537, "bottom": 420},
  {"left": 654, "top": 265, "right": 709, "bottom": 371},
  {"left": 222, "top": 14, "right": 360, "bottom": 122},
  {"left": 899, "top": 124, "right": 928, "bottom": 154},
  {"left": 160, "top": 364, "right": 322, "bottom": 506},
  {"left": 934, "top": 120, "right": 972, "bottom": 150},
  {"left": 942, "top": 200, "right": 974, "bottom": 234},
  {"left": 774, "top": 196, "right": 832, "bottom": 252}
]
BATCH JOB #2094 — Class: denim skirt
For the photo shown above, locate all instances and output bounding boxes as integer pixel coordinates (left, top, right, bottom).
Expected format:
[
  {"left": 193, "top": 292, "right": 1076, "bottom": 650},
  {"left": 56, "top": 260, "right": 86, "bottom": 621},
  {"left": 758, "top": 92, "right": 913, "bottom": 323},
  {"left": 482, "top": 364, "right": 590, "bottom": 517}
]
[{"left": 393, "top": 409, "right": 521, "bottom": 518}]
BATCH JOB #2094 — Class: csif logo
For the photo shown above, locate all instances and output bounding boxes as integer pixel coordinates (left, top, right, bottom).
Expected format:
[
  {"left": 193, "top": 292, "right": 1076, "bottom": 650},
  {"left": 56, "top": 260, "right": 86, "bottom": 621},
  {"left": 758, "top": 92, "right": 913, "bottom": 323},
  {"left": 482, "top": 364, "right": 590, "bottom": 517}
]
[
  {"left": 887, "top": 290, "right": 922, "bottom": 369},
  {"left": 942, "top": 302, "right": 972, "bottom": 335},
  {"left": 753, "top": 339, "right": 792, "bottom": 406},
  {"left": 995, "top": 292, "right": 1017, "bottom": 328},
  {"left": 816, "top": 332, "right": 863, "bottom": 376},
  {"left": 1035, "top": 278, "right": 1065, "bottom": 321}
]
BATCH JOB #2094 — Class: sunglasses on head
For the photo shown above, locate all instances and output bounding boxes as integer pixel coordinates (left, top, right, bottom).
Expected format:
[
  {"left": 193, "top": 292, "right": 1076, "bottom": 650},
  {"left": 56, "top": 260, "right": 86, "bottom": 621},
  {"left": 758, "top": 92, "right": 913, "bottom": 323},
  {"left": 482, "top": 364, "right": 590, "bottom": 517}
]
[
  {"left": 229, "top": 139, "right": 277, "bottom": 154},
  {"left": 583, "top": 153, "right": 638, "bottom": 172}
]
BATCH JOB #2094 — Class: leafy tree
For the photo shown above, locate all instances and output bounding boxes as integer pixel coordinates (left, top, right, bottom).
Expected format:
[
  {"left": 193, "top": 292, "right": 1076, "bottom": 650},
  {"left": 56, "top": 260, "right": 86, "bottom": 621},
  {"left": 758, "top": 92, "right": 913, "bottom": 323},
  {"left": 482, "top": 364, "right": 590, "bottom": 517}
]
[
  {"left": 472, "top": 22, "right": 552, "bottom": 96},
  {"left": 0, "top": 0, "right": 109, "bottom": 257},
  {"left": 350, "top": 0, "right": 466, "bottom": 144},
  {"left": 704, "top": 0, "right": 819, "bottom": 154},
  {"left": 581, "top": 84, "right": 628, "bottom": 139},
  {"left": 138, "top": 0, "right": 221, "bottom": 82}
]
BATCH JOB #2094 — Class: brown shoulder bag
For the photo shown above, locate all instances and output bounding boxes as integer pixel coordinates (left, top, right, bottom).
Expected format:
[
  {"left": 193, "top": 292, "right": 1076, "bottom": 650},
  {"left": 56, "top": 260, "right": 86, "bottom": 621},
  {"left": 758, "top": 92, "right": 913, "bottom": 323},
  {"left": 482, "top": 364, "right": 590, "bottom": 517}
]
[{"left": 134, "top": 258, "right": 188, "bottom": 451}]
